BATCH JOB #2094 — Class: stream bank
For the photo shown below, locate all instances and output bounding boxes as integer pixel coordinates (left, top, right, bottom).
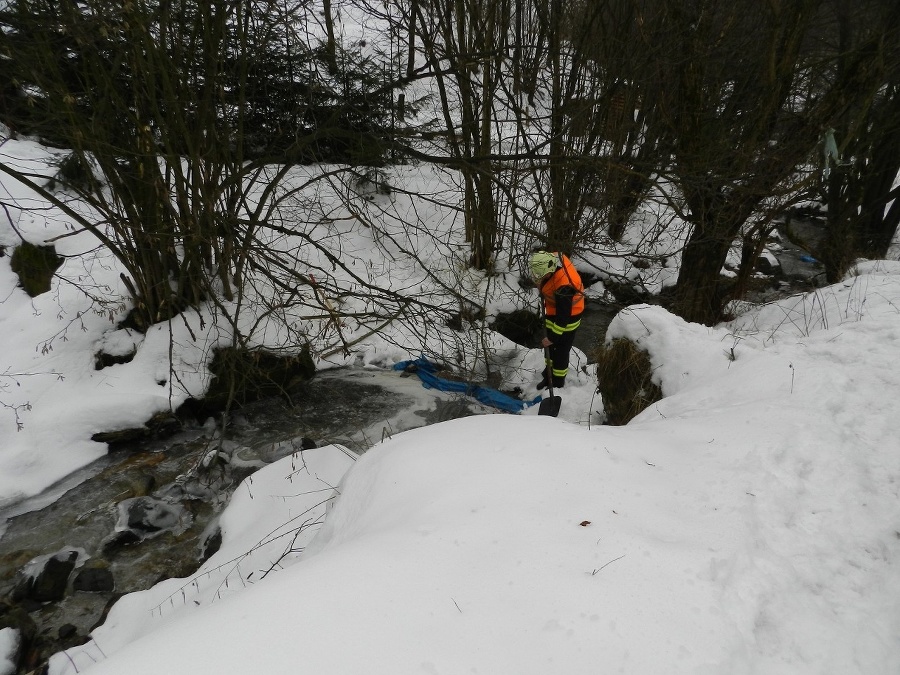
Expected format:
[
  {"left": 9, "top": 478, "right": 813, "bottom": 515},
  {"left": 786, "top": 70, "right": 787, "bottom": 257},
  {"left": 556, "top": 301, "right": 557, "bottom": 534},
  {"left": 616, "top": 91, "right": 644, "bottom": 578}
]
[
  {"left": 0, "top": 239, "right": 823, "bottom": 671},
  {"left": 0, "top": 367, "right": 482, "bottom": 671}
]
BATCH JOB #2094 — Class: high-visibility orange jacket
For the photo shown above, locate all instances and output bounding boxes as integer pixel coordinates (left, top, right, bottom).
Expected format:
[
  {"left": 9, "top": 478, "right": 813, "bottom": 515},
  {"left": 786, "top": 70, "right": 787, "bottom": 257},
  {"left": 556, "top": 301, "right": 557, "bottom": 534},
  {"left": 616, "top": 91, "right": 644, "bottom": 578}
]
[{"left": 540, "top": 253, "right": 584, "bottom": 323}]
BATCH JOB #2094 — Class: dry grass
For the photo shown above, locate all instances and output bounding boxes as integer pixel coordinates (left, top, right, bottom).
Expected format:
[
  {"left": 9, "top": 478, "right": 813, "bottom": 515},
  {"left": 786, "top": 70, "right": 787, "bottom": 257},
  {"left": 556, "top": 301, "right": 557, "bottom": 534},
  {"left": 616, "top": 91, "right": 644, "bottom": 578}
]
[{"left": 594, "top": 338, "right": 662, "bottom": 425}]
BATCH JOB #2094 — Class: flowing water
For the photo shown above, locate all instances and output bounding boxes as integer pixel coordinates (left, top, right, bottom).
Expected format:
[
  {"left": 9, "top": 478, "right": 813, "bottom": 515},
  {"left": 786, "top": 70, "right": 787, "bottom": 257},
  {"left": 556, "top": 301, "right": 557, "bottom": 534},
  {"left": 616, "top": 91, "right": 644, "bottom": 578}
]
[{"left": 0, "top": 364, "right": 502, "bottom": 668}]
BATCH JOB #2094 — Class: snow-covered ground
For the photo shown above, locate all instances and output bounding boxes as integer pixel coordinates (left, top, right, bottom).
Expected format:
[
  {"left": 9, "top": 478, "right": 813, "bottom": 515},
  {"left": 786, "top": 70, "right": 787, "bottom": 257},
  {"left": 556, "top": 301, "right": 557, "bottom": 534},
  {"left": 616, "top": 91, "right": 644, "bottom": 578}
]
[
  {"left": 34, "top": 261, "right": 900, "bottom": 675},
  {"left": 3, "top": 130, "right": 900, "bottom": 673}
]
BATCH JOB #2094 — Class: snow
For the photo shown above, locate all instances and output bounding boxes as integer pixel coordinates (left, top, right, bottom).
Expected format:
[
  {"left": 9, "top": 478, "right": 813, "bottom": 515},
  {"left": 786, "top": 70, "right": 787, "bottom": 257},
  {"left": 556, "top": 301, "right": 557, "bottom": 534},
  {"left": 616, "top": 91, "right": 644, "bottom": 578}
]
[
  {"left": 0, "top": 628, "right": 17, "bottom": 675},
  {"left": 2, "top": 135, "right": 900, "bottom": 673}
]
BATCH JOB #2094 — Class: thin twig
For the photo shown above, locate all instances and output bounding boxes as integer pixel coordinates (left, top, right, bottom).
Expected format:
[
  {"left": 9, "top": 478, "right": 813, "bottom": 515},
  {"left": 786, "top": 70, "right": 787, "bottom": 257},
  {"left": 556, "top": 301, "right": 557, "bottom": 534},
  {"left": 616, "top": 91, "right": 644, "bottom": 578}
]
[{"left": 591, "top": 554, "right": 626, "bottom": 576}]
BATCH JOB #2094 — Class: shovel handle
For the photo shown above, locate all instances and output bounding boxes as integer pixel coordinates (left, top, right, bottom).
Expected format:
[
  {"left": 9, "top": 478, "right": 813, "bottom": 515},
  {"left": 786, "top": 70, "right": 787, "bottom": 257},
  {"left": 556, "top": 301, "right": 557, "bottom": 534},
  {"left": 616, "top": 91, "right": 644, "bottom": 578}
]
[{"left": 541, "top": 300, "right": 555, "bottom": 398}]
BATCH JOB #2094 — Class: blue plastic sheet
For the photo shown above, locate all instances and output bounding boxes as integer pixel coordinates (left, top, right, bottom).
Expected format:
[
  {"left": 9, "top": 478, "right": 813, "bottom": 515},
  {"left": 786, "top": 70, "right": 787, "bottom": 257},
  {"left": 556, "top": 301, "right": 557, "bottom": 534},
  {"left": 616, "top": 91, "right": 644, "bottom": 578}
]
[{"left": 393, "top": 357, "right": 541, "bottom": 414}]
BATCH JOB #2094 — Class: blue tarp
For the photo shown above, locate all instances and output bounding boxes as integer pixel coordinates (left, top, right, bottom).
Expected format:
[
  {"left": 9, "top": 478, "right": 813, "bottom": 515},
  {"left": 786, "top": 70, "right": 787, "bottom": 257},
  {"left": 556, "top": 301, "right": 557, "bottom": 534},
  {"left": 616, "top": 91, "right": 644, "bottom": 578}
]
[{"left": 393, "top": 357, "right": 541, "bottom": 414}]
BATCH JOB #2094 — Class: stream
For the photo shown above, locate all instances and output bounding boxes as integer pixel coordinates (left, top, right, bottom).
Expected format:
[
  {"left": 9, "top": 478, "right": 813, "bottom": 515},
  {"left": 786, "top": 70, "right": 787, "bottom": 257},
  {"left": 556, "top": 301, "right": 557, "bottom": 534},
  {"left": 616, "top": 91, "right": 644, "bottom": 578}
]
[{"left": 0, "top": 363, "right": 529, "bottom": 670}]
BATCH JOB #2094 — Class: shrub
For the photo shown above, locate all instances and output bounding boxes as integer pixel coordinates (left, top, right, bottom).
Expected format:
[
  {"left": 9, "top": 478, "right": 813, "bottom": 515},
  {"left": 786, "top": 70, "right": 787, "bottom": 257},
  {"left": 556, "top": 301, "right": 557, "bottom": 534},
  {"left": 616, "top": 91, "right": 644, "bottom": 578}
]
[
  {"left": 594, "top": 338, "right": 661, "bottom": 425},
  {"left": 51, "top": 153, "right": 94, "bottom": 191},
  {"left": 204, "top": 344, "right": 316, "bottom": 410},
  {"left": 10, "top": 241, "right": 63, "bottom": 297}
]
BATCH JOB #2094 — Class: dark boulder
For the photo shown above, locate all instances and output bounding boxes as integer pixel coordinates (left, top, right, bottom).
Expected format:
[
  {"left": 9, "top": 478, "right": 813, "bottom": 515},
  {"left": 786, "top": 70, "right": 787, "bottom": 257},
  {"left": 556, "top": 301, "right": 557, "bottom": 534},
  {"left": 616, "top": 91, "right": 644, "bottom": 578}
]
[
  {"left": 491, "top": 309, "right": 542, "bottom": 348},
  {"left": 9, "top": 241, "right": 63, "bottom": 297},
  {"left": 101, "top": 530, "right": 142, "bottom": 554},
  {"left": 91, "top": 410, "right": 184, "bottom": 449},
  {"left": 199, "top": 528, "right": 222, "bottom": 564},
  {"left": 203, "top": 344, "right": 316, "bottom": 411},
  {"left": 57, "top": 624, "right": 78, "bottom": 640},
  {"left": 122, "top": 497, "right": 186, "bottom": 534},
  {"left": 73, "top": 565, "right": 115, "bottom": 593},
  {"left": 26, "top": 550, "right": 79, "bottom": 603}
]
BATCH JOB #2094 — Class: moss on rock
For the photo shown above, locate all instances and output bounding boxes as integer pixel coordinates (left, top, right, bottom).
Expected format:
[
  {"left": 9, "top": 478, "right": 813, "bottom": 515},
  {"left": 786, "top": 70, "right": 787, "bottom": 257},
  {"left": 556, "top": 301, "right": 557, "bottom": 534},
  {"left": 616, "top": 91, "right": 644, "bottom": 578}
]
[
  {"left": 594, "top": 338, "right": 662, "bottom": 425},
  {"left": 204, "top": 344, "right": 316, "bottom": 410},
  {"left": 10, "top": 241, "right": 63, "bottom": 297}
]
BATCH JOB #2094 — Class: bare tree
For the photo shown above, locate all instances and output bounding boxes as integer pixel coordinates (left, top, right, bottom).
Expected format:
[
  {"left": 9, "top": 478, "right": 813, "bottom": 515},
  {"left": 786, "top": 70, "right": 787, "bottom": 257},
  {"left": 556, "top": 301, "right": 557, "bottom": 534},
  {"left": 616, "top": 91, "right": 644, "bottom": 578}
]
[
  {"left": 819, "top": 0, "right": 900, "bottom": 280},
  {"left": 0, "top": 0, "right": 404, "bottom": 327},
  {"left": 0, "top": 0, "right": 283, "bottom": 327},
  {"left": 500, "top": 0, "right": 671, "bottom": 255},
  {"left": 407, "top": 0, "right": 511, "bottom": 271},
  {"left": 0, "top": 0, "right": 475, "bottom": 414},
  {"left": 635, "top": 0, "right": 887, "bottom": 324}
]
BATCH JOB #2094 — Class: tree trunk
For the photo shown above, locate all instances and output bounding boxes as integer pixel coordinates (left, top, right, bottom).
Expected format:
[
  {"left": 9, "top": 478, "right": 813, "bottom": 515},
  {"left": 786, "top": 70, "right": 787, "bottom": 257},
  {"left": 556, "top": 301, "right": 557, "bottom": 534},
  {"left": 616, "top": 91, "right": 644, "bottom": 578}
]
[
  {"left": 671, "top": 232, "right": 734, "bottom": 325},
  {"left": 322, "top": 0, "right": 338, "bottom": 72}
]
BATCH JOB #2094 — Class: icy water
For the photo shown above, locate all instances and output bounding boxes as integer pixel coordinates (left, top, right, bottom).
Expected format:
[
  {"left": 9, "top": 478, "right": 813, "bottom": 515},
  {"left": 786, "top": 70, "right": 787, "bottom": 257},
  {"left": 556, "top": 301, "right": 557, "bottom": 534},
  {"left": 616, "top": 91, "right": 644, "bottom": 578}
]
[
  {"left": 575, "top": 299, "right": 616, "bottom": 360},
  {"left": 0, "top": 367, "right": 485, "bottom": 559},
  {"left": 0, "top": 365, "right": 501, "bottom": 667}
]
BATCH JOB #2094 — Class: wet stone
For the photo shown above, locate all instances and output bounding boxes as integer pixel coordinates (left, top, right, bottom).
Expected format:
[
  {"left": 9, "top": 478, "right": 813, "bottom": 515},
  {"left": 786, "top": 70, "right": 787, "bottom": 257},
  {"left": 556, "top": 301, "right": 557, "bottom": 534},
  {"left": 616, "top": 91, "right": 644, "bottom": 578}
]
[
  {"left": 199, "top": 528, "right": 222, "bottom": 564},
  {"left": 27, "top": 551, "right": 79, "bottom": 603},
  {"left": 57, "top": 623, "right": 77, "bottom": 640},
  {"left": 72, "top": 567, "right": 114, "bottom": 594},
  {"left": 101, "top": 530, "right": 141, "bottom": 553},
  {"left": 120, "top": 497, "right": 188, "bottom": 535}
]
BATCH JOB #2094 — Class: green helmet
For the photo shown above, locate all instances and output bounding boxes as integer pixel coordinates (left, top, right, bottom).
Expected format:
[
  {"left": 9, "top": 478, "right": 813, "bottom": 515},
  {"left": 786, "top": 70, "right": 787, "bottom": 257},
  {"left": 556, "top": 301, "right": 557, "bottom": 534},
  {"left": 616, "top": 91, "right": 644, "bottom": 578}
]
[{"left": 530, "top": 251, "right": 559, "bottom": 281}]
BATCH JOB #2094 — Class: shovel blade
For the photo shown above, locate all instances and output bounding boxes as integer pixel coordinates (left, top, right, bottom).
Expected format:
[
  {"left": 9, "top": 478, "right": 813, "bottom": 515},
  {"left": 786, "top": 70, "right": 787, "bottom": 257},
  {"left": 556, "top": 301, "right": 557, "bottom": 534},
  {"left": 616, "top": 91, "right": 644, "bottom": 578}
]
[{"left": 538, "top": 395, "right": 561, "bottom": 417}]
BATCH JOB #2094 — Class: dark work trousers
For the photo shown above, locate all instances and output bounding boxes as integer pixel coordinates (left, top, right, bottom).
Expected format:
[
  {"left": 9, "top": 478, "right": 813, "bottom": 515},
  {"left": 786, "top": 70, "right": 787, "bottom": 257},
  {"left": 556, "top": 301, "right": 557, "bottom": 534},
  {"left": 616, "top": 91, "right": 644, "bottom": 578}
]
[{"left": 543, "top": 317, "right": 579, "bottom": 388}]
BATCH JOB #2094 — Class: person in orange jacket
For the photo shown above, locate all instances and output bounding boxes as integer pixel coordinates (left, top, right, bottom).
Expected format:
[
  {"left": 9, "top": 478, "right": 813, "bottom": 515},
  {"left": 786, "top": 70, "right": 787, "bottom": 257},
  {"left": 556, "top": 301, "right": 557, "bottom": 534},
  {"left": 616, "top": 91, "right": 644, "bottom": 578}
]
[{"left": 529, "top": 250, "right": 585, "bottom": 389}]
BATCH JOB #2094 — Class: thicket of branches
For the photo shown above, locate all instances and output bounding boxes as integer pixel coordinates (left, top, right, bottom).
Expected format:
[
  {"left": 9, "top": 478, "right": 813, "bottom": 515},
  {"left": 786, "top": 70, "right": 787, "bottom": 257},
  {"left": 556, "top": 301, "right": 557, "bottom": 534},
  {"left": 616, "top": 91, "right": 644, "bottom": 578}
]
[
  {"left": 1, "top": 0, "right": 898, "bottom": 349},
  {"left": 395, "top": 0, "right": 900, "bottom": 323},
  {"left": 0, "top": 0, "right": 453, "bottom": 362}
]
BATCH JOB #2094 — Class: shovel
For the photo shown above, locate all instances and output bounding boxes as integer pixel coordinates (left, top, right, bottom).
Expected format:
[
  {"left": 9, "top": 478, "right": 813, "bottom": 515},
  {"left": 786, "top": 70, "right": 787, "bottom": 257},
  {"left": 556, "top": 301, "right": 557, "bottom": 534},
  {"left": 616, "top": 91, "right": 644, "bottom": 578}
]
[
  {"left": 537, "top": 349, "right": 562, "bottom": 416},
  {"left": 537, "top": 305, "right": 562, "bottom": 417}
]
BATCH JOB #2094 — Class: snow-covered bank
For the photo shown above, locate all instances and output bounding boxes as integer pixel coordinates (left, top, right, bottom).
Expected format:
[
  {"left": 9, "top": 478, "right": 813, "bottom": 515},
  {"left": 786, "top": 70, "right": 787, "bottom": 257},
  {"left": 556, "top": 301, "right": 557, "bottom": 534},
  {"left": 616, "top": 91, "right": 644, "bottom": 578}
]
[{"left": 46, "top": 265, "right": 900, "bottom": 674}]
